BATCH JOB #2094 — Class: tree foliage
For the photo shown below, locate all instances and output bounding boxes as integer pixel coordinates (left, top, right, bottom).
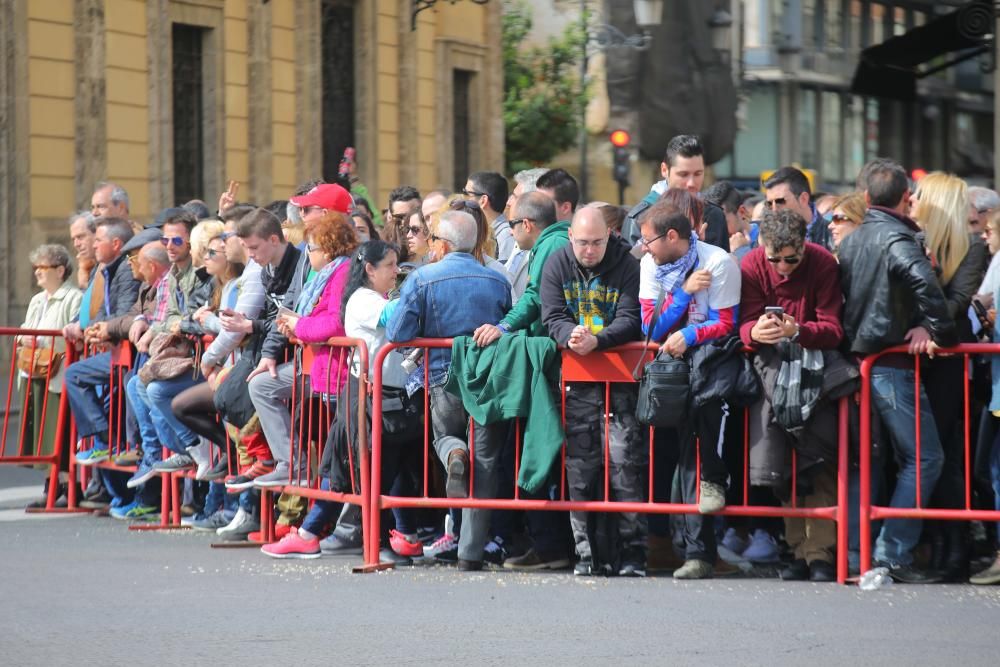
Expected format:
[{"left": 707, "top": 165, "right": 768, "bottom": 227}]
[{"left": 503, "top": 0, "right": 589, "bottom": 175}]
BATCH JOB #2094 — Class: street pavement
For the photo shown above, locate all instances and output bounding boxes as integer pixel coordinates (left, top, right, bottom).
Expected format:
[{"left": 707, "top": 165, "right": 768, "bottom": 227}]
[{"left": 1, "top": 466, "right": 999, "bottom": 666}]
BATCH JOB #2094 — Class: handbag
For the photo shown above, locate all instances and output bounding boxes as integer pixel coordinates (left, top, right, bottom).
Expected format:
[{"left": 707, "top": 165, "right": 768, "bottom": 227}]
[
  {"left": 631, "top": 291, "right": 690, "bottom": 428},
  {"left": 17, "top": 345, "right": 63, "bottom": 379},
  {"left": 137, "top": 332, "right": 195, "bottom": 384}
]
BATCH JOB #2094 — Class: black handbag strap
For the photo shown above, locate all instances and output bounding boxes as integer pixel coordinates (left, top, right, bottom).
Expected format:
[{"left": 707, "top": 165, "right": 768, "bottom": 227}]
[{"left": 633, "top": 289, "right": 667, "bottom": 381}]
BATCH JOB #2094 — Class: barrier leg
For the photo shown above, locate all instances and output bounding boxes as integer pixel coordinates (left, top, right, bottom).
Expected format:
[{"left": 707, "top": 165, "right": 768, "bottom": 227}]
[
  {"left": 836, "top": 398, "right": 849, "bottom": 584},
  {"left": 859, "top": 363, "right": 873, "bottom": 575}
]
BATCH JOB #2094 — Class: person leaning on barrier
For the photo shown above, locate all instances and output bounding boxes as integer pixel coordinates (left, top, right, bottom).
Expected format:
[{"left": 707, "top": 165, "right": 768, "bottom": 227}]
[
  {"left": 68, "top": 211, "right": 97, "bottom": 290},
  {"left": 739, "top": 208, "right": 846, "bottom": 583},
  {"left": 63, "top": 217, "right": 141, "bottom": 464},
  {"left": 637, "top": 199, "right": 742, "bottom": 580},
  {"left": 19, "top": 244, "right": 82, "bottom": 508},
  {"left": 838, "top": 158, "right": 957, "bottom": 584},
  {"left": 386, "top": 209, "right": 512, "bottom": 571},
  {"left": 540, "top": 205, "right": 645, "bottom": 577}
]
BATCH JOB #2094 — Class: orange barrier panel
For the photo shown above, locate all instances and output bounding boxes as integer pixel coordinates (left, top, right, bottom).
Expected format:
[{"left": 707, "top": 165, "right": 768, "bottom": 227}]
[
  {"left": 367, "top": 339, "right": 850, "bottom": 582},
  {"left": 0, "top": 327, "right": 78, "bottom": 512},
  {"left": 858, "top": 343, "right": 1000, "bottom": 575}
]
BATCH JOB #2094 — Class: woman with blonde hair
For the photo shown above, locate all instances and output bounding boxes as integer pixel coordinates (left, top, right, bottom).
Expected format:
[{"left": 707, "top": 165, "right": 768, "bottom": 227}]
[
  {"left": 827, "top": 192, "right": 866, "bottom": 252},
  {"left": 911, "top": 171, "right": 989, "bottom": 580},
  {"left": 189, "top": 219, "right": 225, "bottom": 268}
]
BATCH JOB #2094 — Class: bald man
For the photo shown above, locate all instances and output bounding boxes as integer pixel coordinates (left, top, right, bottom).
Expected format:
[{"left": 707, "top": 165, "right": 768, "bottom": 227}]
[{"left": 540, "top": 205, "right": 645, "bottom": 577}]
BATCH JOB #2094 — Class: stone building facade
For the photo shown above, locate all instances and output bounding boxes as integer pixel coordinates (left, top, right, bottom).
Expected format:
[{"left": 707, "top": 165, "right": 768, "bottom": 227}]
[{"left": 0, "top": 0, "right": 503, "bottom": 324}]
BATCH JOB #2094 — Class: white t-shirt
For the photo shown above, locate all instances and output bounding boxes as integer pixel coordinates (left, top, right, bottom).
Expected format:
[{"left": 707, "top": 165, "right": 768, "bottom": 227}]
[
  {"left": 639, "top": 240, "right": 741, "bottom": 324},
  {"left": 344, "top": 288, "right": 409, "bottom": 389},
  {"left": 978, "top": 251, "right": 1000, "bottom": 297}
]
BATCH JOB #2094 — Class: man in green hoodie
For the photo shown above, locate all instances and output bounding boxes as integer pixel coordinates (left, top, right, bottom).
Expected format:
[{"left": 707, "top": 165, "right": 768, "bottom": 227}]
[{"left": 471, "top": 189, "right": 573, "bottom": 571}]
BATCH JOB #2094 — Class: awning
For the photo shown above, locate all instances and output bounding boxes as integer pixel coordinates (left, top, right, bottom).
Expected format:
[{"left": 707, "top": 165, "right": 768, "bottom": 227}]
[{"left": 850, "top": 0, "right": 994, "bottom": 101}]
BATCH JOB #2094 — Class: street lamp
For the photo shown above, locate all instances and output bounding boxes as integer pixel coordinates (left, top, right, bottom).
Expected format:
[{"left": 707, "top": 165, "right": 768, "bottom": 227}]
[{"left": 578, "top": 0, "right": 664, "bottom": 201}]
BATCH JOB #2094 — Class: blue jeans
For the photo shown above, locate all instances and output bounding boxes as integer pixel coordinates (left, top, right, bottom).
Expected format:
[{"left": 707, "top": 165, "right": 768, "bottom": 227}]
[
  {"left": 64, "top": 352, "right": 112, "bottom": 439},
  {"left": 145, "top": 375, "right": 203, "bottom": 455},
  {"left": 300, "top": 478, "right": 342, "bottom": 536},
  {"left": 870, "top": 366, "right": 945, "bottom": 566},
  {"left": 125, "top": 374, "right": 163, "bottom": 458},
  {"left": 204, "top": 481, "right": 236, "bottom": 517},
  {"left": 990, "top": 428, "right": 1000, "bottom": 540}
]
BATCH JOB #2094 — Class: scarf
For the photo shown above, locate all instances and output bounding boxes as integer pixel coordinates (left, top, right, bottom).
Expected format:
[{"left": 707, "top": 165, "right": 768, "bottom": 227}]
[
  {"left": 296, "top": 257, "right": 347, "bottom": 316},
  {"left": 654, "top": 233, "right": 699, "bottom": 294}
]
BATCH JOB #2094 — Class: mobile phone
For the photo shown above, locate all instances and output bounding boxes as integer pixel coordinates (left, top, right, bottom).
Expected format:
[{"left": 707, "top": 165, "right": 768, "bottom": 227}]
[
  {"left": 278, "top": 306, "right": 297, "bottom": 320},
  {"left": 972, "top": 300, "right": 991, "bottom": 328},
  {"left": 764, "top": 306, "right": 784, "bottom": 319}
]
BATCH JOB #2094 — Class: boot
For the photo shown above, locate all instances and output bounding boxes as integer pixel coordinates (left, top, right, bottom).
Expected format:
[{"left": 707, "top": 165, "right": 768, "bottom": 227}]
[{"left": 941, "top": 523, "right": 969, "bottom": 583}]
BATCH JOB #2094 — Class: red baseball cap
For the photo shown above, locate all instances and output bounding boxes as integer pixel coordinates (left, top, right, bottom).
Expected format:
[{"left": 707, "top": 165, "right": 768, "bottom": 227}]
[{"left": 289, "top": 183, "right": 353, "bottom": 214}]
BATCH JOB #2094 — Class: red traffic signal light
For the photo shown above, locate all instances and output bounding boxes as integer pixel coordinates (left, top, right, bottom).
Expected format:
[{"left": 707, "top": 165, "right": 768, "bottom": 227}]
[{"left": 610, "top": 130, "right": 631, "bottom": 148}]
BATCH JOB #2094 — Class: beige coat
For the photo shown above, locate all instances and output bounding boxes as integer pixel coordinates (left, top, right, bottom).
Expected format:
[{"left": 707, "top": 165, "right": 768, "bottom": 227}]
[{"left": 18, "top": 279, "right": 83, "bottom": 393}]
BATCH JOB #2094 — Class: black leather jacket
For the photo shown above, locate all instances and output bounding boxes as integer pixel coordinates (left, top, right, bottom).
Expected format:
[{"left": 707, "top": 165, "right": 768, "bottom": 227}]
[
  {"left": 838, "top": 206, "right": 957, "bottom": 354},
  {"left": 939, "top": 234, "right": 989, "bottom": 343}
]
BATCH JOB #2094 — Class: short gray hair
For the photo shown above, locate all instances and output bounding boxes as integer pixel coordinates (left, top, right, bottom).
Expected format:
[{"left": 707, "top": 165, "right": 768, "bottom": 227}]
[
  {"left": 96, "top": 217, "right": 135, "bottom": 245},
  {"left": 968, "top": 186, "right": 1000, "bottom": 212},
  {"left": 29, "top": 243, "right": 73, "bottom": 276},
  {"left": 141, "top": 242, "right": 169, "bottom": 266},
  {"left": 68, "top": 210, "right": 96, "bottom": 233},
  {"left": 437, "top": 210, "right": 478, "bottom": 253},
  {"left": 513, "top": 168, "right": 549, "bottom": 195},
  {"left": 514, "top": 191, "right": 557, "bottom": 229},
  {"left": 95, "top": 181, "right": 130, "bottom": 212},
  {"left": 759, "top": 209, "right": 807, "bottom": 251}
]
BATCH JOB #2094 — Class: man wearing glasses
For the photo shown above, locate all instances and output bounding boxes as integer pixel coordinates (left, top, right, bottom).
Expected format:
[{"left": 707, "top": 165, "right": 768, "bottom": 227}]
[
  {"left": 762, "top": 166, "right": 832, "bottom": 251},
  {"left": 463, "top": 171, "right": 514, "bottom": 263},
  {"left": 636, "top": 200, "right": 741, "bottom": 580},
  {"left": 739, "top": 208, "right": 844, "bottom": 582}
]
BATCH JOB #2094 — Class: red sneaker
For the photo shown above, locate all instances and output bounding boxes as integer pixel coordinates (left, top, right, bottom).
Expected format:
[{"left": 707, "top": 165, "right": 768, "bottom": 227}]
[
  {"left": 389, "top": 529, "right": 424, "bottom": 557},
  {"left": 261, "top": 529, "right": 321, "bottom": 559}
]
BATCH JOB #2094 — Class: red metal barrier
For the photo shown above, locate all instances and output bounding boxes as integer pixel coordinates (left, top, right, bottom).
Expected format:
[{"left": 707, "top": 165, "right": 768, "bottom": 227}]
[
  {"left": 278, "top": 336, "right": 376, "bottom": 567},
  {"left": 858, "top": 343, "right": 1000, "bottom": 574},
  {"left": 0, "top": 327, "right": 78, "bottom": 512},
  {"left": 368, "top": 339, "right": 851, "bottom": 582}
]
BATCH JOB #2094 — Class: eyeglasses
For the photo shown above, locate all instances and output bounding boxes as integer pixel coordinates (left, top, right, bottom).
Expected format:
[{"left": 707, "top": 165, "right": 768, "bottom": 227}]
[
  {"left": 766, "top": 254, "right": 801, "bottom": 265},
  {"left": 33, "top": 264, "right": 58, "bottom": 271},
  {"left": 160, "top": 236, "right": 185, "bottom": 247},
  {"left": 125, "top": 254, "right": 140, "bottom": 263},
  {"left": 429, "top": 234, "right": 457, "bottom": 247},
  {"left": 406, "top": 226, "right": 425, "bottom": 236},
  {"left": 573, "top": 238, "right": 608, "bottom": 249},
  {"left": 307, "top": 243, "right": 323, "bottom": 253},
  {"left": 509, "top": 218, "right": 528, "bottom": 228},
  {"left": 461, "top": 188, "right": 486, "bottom": 198},
  {"left": 640, "top": 232, "right": 666, "bottom": 247},
  {"left": 206, "top": 248, "right": 224, "bottom": 259},
  {"left": 764, "top": 198, "right": 787, "bottom": 209}
]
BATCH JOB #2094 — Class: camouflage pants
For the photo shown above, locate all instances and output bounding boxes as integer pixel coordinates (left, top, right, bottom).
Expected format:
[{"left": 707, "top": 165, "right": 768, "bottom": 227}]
[{"left": 564, "top": 382, "right": 648, "bottom": 565}]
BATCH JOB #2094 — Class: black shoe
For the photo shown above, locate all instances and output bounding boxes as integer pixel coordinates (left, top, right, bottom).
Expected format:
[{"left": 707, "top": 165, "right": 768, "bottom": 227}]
[
  {"left": 809, "top": 560, "right": 835, "bottom": 582},
  {"left": 618, "top": 546, "right": 647, "bottom": 577},
  {"left": 79, "top": 489, "right": 111, "bottom": 509},
  {"left": 779, "top": 559, "right": 809, "bottom": 581},
  {"left": 202, "top": 454, "right": 229, "bottom": 481},
  {"left": 876, "top": 560, "right": 943, "bottom": 584},
  {"left": 457, "top": 559, "right": 483, "bottom": 572}
]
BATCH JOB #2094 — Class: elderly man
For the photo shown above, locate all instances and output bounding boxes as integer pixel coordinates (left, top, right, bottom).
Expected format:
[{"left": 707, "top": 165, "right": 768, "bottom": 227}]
[
  {"left": 387, "top": 209, "right": 512, "bottom": 571},
  {"left": 740, "top": 208, "right": 844, "bottom": 582},
  {"left": 69, "top": 211, "right": 97, "bottom": 290},
  {"left": 968, "top": 186, "right": 1000, "bottom": 235},
  {"left": 540, "top": 205, "right": 644, "bottom": 577},
  {"left": 90, "top": 181, "right": 130, "bottom": 219}
]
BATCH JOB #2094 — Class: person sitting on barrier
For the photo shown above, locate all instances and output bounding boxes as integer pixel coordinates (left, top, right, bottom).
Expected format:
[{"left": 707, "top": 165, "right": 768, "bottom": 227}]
[
  {"left": 637, "top": 197, "right": 741, "bottom": 580},
  {"left": 739, "top": 208, "right": 845, "bottom": 583},
  {"left": 472, "top": 191, "right": 575, "bottom": 572},
  {"left": 18, "top": 243, "right": 83, "bottom": 508},
  {"left": 839, "top": 158, "right": 957, "bottom": 584},
  {"left": 386, "top": 209, "right": 512, "bottom": 571},
  {"left": 243, "top": 184, "right": 354, "bottom": 491},
  {"left": 540, "top": 204, "right": 645, "bottom": 577},
  {"left": 63, "top": 217, "right": 141, "bottom": 465}
]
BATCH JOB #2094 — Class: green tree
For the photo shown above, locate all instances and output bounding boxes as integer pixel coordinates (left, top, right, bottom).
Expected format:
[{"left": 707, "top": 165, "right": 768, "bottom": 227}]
[{"left": 503, "top": 0, "right": 589, "bottom": 175}]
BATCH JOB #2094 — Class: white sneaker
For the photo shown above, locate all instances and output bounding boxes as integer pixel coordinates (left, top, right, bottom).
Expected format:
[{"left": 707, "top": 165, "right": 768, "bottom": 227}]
[
  {"left": 186, "top": 441, "right": 213, "bottom": 481},
  {"left": 217, "top": 507, "right": 247, "bottom": 536}
]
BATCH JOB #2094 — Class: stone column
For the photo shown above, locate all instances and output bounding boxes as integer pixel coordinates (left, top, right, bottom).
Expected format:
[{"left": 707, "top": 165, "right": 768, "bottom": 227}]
[{"left": 74, "top": 0, "right": 108, "bottom": 207}]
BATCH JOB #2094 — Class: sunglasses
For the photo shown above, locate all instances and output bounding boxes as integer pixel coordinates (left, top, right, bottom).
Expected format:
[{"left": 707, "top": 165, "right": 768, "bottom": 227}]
[
  {"left": 429, "top": 234, "right": 456, "bottom": 246},
  {"left": 206, "top": 248, "right": 224, "bottom": 259},
  {"left": 406, "top": 225, "right": 425, "bottom": 236},
  {"left": 764, "top": 198, "right": 787, "bottom": 209},
  {"left": 509, "top": 218, "right": 528, "bottom": 228},
  {"left": 461, "top": 188, "right": 486, "bottom": 198},
  {"left": 33, "top": 264, "right": 58, "bottom": 271},
  {"left": 766, "top": 254, "right": 801, "bottom": 265},
  {"left": 830, "top": 214, "right": 853, "bottom": 223},
  {"left": 160, "top": 236, "right": 185, "bottom": 247}
]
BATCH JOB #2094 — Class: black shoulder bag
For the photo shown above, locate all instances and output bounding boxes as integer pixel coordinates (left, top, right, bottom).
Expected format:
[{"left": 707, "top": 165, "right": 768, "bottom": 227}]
[{"left": 632, "top": 290, "right": 690, "bottom": 428}]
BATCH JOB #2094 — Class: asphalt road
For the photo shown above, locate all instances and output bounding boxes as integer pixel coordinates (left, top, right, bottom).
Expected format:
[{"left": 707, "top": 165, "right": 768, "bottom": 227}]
[{"left": 1, "top": 466, "right": 999, "bottom": 666}]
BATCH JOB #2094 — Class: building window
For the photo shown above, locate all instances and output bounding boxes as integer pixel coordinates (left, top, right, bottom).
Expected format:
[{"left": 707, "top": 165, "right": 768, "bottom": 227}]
[
  {"left": 321, "top": 1, "right": 356, "bottom": 183},
  {"left": 821, "top": 91, "right": 842, "bottom": 183},
  {"left": 452, "top": 70, "right": 472, "bottom": 191},
  {"left": 798, "top": 88, "right": 818, "bottom": 169},
  {"left": 172, "top": 24, "right": 206, "bottom": 204}
]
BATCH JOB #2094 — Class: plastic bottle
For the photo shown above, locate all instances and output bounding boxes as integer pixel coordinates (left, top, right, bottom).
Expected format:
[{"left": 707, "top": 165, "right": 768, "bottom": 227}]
[{"left": 858, "top": 567, "right": 893, "bottom": 590}]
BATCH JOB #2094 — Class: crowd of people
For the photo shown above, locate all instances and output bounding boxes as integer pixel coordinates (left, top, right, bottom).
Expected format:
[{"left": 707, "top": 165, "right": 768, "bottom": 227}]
[{"left": 10, "top": 135, "right": 1000, "bottom": 586}]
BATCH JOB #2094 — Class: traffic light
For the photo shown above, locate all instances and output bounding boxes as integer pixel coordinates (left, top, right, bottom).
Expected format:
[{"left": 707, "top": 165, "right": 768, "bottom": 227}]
[{"left": 611, "top": 130, "right": 630, "bottom": 187}]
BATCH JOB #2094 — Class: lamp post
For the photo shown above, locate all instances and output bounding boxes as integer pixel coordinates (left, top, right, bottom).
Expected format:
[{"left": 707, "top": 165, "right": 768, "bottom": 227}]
[{"left": 578, "top": 0, "right": 663, "bottom": 202}]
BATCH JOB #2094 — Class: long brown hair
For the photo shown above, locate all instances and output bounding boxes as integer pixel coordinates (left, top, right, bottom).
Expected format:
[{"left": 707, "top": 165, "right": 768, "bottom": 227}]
[{"left": 205, "top": 234, "right": 244, "bottom": 310}]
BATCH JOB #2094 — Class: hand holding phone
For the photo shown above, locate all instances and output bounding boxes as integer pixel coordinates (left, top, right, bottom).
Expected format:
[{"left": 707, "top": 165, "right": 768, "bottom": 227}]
[{"left": 764, "top": 306, "right": 784, "bottom": 320}]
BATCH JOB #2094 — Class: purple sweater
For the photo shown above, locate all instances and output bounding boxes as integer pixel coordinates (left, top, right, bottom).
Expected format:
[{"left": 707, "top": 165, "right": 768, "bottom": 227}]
[{"left": 293, "top": 261, "right": 351, "bottom": 394}]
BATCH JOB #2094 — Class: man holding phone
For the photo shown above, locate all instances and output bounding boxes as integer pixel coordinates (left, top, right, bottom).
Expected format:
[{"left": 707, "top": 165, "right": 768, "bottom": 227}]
[{"left": 739, "top": 208, "right": 844, "bottom": 582}]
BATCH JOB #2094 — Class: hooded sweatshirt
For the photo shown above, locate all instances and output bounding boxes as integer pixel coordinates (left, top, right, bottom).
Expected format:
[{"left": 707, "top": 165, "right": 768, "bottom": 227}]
[{"left": 540, "top": 234, "right": 641, "bottom": 349}]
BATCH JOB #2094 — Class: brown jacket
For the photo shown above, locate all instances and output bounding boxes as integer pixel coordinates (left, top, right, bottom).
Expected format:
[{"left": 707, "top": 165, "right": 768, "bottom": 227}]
[{"left": 105, "top": 282, "right": 159, "bottom": 341}]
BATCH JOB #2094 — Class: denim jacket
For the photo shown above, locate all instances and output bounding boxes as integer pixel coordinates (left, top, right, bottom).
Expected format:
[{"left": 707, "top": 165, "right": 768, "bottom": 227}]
[{"left": 386, "top": 252, "right": 511, "bottom": 387}]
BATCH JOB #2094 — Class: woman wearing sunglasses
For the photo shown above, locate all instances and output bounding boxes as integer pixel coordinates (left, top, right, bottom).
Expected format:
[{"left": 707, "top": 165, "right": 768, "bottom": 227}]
[{"left": 826, "top": 192, "right": 865, "bottom": 253}]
